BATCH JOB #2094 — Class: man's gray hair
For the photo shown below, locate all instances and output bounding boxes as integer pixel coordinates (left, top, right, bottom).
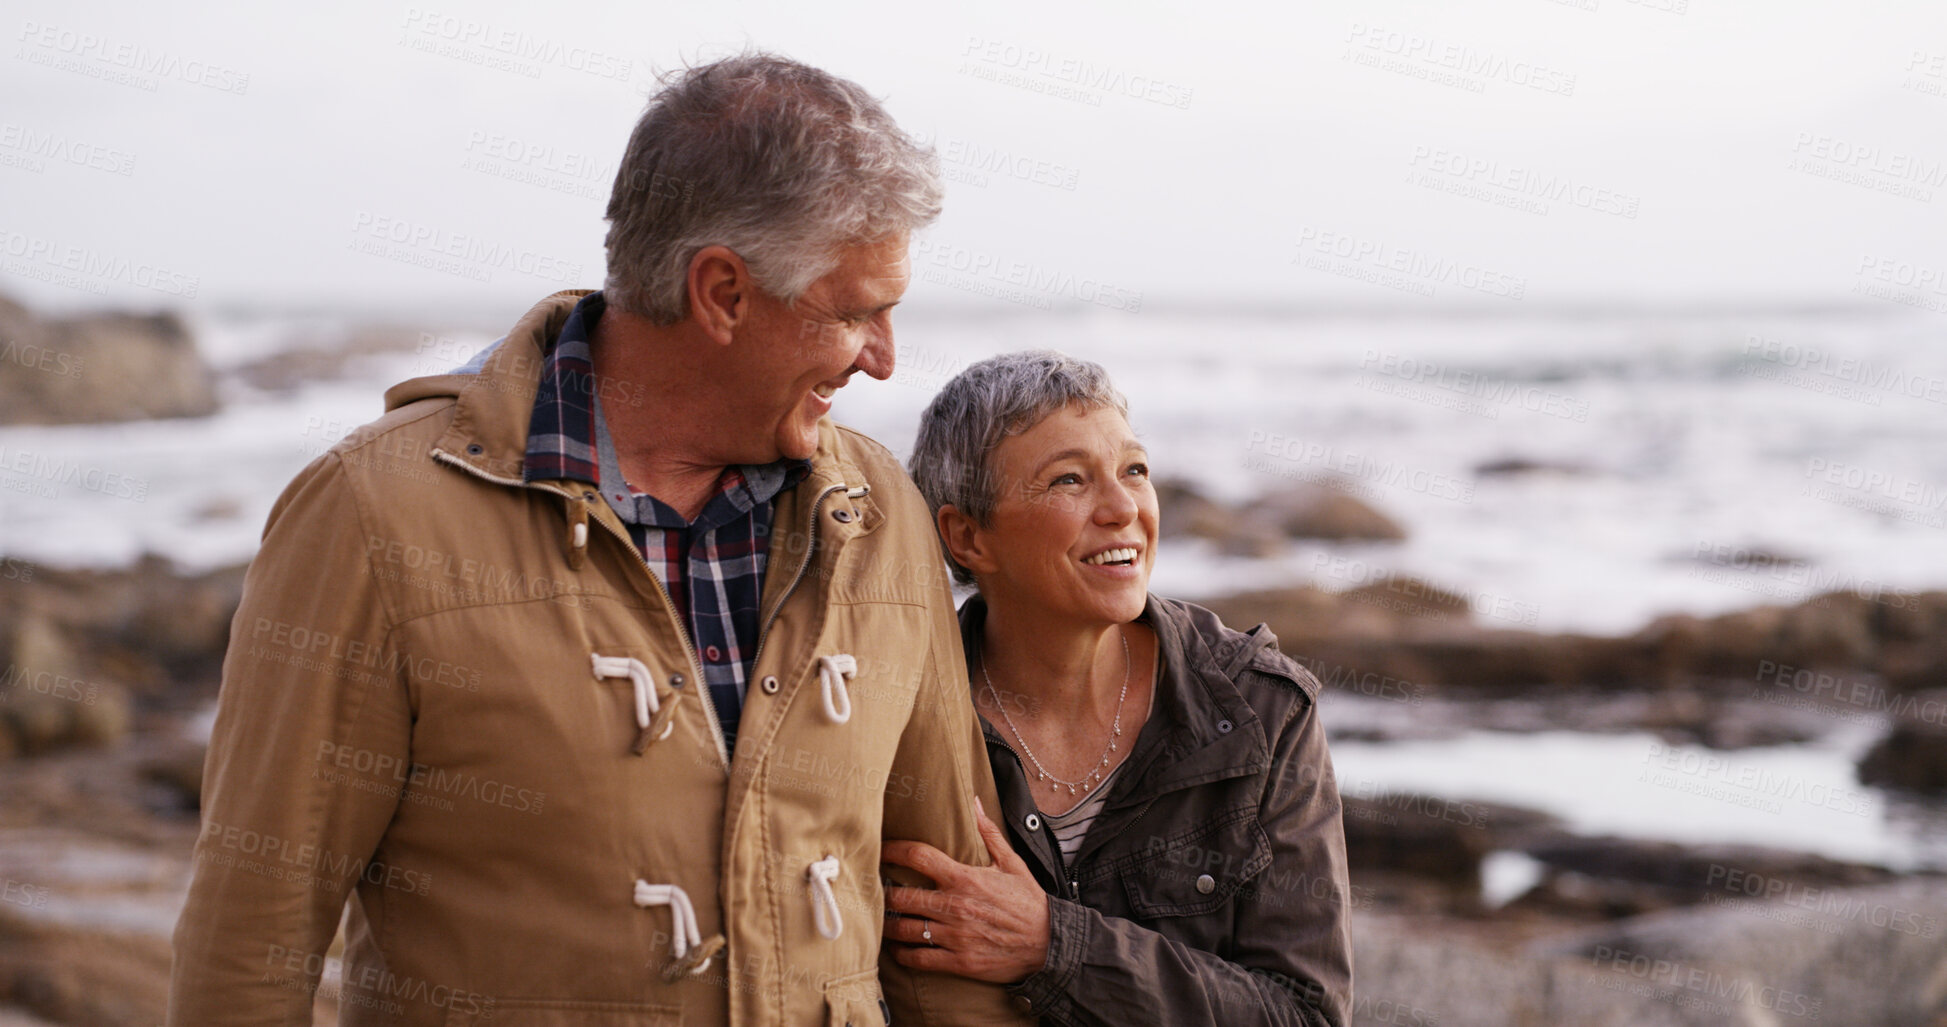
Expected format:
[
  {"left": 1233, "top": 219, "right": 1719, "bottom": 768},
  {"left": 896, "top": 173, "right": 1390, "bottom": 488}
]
[
  {"left": 909, "top": 351, "right": 1129, "bottom": 585},
  {"left": 602, "top": 53, "right": 944, "bottom": 324}
]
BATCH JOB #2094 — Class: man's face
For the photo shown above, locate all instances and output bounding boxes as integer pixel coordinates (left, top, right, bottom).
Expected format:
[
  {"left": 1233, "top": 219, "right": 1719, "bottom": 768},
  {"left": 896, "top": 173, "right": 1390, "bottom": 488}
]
[{"left": 732, "top": 234, "right": 910, "bottom": 462}]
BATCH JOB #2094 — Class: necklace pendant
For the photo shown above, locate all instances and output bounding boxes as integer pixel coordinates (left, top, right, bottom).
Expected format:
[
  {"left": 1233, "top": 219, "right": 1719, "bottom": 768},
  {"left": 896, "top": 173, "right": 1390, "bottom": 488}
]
[
  {"left": 1109, "top": 742, "right": 1117, "bottom": 752},
  {"left": 1049, "top": 781, "right": 1060, "bottom": 793}
]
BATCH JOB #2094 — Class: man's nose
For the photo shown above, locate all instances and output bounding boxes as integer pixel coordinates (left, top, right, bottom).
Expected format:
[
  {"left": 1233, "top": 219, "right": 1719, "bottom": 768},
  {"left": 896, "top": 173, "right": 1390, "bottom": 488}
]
[{"left": 854, "top": 320, "right": 895, "bottom": 381}]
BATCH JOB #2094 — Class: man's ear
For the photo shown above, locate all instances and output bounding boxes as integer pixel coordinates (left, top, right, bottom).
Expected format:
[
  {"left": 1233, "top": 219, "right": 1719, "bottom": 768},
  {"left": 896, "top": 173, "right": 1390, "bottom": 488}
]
[
  {"left": 936, "top": 504, "right": 997, "bottom": 579},
  {"left": 686, "top": 245, "right": 750, "bottom": 346}
]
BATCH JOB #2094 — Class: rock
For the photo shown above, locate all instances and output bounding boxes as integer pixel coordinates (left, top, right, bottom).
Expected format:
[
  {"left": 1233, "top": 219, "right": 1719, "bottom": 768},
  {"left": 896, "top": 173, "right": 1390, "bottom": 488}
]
[
  {"left": 1538, "top": 878, "right": 1947, "bottom": 1027},
  {"left": 1515, "top": 837, "right": 1895, "bottom": 917},
  {"left": 0, "top": 294, "right": 218, "bottom": 424},
  {"left": 231, "top": 324, "right": 433, "bottom": 391},
  {"left": 1153, "top": 479, "right": 1285, "bottom": 557},
  {"left": 1339, "top": 576, "right": 1470, "bottom": 621},
  {"left": 1342, "top": 793, "right": 1563, "bottom": 894},
  {"left": 1474, "top": 457, "right": 1592, "bottom": 477},
  {"left": 1245, "top": 485, "right": 1406, "bottom": 542},
  {"left": 1858, "top": 688, "right": 1947, "bottom": 795}
]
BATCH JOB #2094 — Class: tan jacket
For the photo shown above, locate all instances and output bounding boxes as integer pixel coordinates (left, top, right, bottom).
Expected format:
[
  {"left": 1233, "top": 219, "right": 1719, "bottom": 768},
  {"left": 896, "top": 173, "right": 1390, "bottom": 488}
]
[{"left": 169, "top": 291, "right": 1028, "bottom": 1027}]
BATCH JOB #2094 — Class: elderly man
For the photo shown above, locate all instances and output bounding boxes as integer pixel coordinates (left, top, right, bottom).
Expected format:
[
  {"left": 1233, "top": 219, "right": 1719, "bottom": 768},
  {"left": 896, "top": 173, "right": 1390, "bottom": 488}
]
[{"left": 170, "top": 54, "right": 1029, "bottom": 1027}]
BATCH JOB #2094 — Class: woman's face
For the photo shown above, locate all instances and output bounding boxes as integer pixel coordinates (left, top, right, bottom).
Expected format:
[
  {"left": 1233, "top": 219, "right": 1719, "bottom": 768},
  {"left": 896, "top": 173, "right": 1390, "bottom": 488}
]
[{"left": 967, "top": 402, "right": 1158, "bottom": 626}]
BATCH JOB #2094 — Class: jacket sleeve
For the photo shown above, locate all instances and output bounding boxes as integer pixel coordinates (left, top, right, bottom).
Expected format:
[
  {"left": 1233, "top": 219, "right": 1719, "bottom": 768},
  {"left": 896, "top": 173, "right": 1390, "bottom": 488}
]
[
  {"left": 168, "top": 454, "right": 413, "bottom": 1024},
  {"left": 878, "top": 584, "right": 1035, "bottom": 1027},
  {"left": 1007, "top": 674, "right": 1354, "bottom": 1027}
]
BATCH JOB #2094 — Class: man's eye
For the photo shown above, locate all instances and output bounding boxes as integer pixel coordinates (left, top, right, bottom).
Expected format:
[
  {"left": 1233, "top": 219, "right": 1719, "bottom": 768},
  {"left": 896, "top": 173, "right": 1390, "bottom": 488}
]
[{"left": 1127, "top": 463, "right": 1149, "bottom": 478}]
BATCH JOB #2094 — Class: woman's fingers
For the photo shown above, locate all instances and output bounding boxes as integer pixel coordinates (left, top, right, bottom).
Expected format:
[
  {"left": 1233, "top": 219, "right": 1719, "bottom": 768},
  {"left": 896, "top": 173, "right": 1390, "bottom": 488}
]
[
  {"left": 881, "top": 839, "right": 967, "bottom": 889},
  {"left": 973, "top": 796, "right": 1030, "bottom": 876},
  {"left": 883, "top": 884, "right": 962, "bottom": 920}
]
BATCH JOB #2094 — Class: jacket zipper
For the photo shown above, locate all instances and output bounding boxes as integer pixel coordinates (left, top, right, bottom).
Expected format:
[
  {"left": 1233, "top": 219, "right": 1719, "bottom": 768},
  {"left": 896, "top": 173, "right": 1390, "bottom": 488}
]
[{"left": 429, "top": 449, "right": 730, "bottom": 771}]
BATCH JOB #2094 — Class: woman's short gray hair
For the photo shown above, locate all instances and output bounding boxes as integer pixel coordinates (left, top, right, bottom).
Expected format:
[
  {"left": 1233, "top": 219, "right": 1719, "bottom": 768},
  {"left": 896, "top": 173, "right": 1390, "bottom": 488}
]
[
  {"left": 603, "top": 52, "right": 944, "bottom": 323},
  {"left": 909, "top": 351, "right": 1129, "bottom": 585}
]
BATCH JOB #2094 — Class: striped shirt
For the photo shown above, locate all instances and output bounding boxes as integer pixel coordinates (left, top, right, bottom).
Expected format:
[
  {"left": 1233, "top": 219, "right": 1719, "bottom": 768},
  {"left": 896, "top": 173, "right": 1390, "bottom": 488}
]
[
  {"left": 523, "top": 291, "right": 808, "bottom": 752},
  {"left": 1046, "top": 762, "right": 1126, "bottom": 863}
]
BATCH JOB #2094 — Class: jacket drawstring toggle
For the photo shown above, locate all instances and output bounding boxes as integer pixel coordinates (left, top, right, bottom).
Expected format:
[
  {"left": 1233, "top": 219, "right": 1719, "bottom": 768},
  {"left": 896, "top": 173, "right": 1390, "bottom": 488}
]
[
  {"left": 816, "top": 654, "right": 856, "bottom": 724},
  {"left": 806, "top": 855, "right": 843, "bottom": 939},
  {"left": 633, "top": 879, "right": 723, "bottom": 979},
  {"left": 592, "top": 655, "right": 681, "bottom": 755}
]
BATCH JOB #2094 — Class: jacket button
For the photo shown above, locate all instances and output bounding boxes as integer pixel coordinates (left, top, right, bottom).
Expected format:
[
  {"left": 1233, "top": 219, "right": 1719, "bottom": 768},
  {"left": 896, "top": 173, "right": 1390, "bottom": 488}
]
[
  {"left": 1011, "top": 996, "right": 1033, "bottom": 1015},
  {"left": 1023, "top": 813, "right": 1041, "bottom": 832},
  {"left": 1196, "top": 874, "right": 1216, "bottom": 894},
  {"left": 1217, "top": 719, "right": 1233, "bottom": 734},
  {"left": 760, "top": 675, "right": 780, "bottom": 695},
  {"left": 465, "top": 443, "right": 484, "bottom": 455},
  {"left": 832, "top": 508, "right": 853, "bottom": 523},
  {"left": 669, "top": 673, "right": 685, "bottom": 689}
]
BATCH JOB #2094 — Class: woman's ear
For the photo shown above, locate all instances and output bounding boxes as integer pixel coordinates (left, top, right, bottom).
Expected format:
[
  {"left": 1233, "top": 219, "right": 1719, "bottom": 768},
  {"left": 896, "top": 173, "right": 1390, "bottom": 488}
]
[{"left": 936, "top": 504, "right": 996, "bottom": 579}]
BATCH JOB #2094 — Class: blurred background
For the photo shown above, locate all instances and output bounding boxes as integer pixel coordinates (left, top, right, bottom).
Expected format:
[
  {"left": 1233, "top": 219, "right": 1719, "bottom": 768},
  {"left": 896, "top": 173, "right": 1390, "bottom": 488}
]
[{"left": 3, "top": 0, "right": 1945, "bottom": 1024}]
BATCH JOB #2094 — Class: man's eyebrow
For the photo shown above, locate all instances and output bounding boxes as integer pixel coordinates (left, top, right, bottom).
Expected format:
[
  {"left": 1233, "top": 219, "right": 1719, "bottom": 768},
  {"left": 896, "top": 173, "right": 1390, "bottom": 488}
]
[{"left": 845, "top": 299, "right": 900, "bottom": 318}]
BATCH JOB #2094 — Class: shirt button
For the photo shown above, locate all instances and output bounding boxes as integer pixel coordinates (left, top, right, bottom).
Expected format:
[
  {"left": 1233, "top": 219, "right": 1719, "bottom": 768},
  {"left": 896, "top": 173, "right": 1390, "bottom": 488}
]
[
  {"left": 704, "top": 645, "right": 722, "bottom": 662},
  {"left": 1196, "top": 874, "right": 1216, "bottom": 894}
]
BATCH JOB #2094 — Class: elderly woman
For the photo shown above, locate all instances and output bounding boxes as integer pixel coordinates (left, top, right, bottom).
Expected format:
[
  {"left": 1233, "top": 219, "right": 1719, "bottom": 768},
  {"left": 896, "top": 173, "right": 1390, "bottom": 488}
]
[{"left": 880, "top": 352, "right": 1353, "bottom": 1026}]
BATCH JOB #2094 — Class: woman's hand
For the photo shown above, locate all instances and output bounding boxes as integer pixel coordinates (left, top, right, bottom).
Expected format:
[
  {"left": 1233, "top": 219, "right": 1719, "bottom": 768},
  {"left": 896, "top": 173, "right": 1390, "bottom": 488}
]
[{"left": 881, "top": 798, "right": 1051, "bottom": 984}]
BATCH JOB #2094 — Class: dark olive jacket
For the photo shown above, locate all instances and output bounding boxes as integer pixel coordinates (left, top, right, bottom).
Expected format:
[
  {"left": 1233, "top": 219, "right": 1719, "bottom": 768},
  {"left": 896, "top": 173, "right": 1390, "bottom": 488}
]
[{"left": 960, "top": 594, "right": 1353, "bottom": 1027}]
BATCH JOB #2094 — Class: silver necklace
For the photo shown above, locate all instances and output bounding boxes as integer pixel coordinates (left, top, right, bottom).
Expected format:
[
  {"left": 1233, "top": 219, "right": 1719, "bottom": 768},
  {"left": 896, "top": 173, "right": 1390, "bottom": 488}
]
[{"left": 982, "top": 628, "right": 1130, "bottom": 797}]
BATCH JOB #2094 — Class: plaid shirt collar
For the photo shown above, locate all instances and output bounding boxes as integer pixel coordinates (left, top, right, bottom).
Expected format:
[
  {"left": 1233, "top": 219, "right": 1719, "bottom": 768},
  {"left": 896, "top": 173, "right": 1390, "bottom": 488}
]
[{"left": 522, "top": 291, "right": 809, "bottom": 520}]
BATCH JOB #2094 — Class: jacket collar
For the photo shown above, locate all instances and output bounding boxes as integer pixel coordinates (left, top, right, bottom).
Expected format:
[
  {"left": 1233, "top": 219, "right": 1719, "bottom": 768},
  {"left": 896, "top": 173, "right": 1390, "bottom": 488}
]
[
  {"left": 963, "top": 592, "right": 1271, "bottom": 813},
  {"left": 384, "top": 290, "right": 877, "bottom": 519}
]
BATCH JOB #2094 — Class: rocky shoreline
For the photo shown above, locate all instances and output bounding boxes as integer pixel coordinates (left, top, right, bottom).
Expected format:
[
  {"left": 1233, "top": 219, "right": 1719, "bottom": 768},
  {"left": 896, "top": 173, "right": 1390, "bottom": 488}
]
[{"left": 1, "top": 550, "right": 1942, "bottom": 1024}]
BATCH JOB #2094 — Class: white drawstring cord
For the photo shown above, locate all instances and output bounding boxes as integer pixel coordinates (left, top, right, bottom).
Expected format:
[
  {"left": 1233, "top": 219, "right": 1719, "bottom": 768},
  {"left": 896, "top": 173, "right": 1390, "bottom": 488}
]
[
  {"left": 592, "top": 654, "right": 673, "bottom": 743},
  {"left": 806, "top": 856, "right": 843, "bottom": 940},
  {"left": 816, "top": 654, "right": 856, "bottom": 724},
  {"left": 633, "top": 879, "right": 712, "bottom": 973}
]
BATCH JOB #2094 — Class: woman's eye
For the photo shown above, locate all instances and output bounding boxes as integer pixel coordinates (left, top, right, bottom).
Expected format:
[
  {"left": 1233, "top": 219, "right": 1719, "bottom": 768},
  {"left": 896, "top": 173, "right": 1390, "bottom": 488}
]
[{"left": 1051, "top": 473, "right": 1082, "bottom": 486}]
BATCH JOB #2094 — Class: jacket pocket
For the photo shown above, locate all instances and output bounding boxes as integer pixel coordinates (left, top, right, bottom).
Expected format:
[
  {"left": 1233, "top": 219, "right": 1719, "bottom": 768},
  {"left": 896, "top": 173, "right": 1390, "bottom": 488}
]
[
  {"left": 1121, "top": 807, "right": 1272, "bottom": 918},
  {"left": 443, "top": 998, "right": 683, "bottom": 1026},
  {"left": 822, "top": 967, "right": 887, "bottom": 1027}
]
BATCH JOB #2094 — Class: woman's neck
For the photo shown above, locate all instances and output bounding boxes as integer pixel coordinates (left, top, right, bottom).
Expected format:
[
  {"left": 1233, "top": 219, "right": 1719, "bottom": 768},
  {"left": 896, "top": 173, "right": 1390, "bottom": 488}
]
[{"left": 978, "top": 599, "right": 1131, "bottom": 726}]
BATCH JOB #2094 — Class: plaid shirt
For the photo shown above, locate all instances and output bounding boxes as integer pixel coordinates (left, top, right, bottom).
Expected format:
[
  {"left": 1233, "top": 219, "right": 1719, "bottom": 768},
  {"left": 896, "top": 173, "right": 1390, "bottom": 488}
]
[{"left": 524, "top": 292, "right": 807, "bottom": 752}]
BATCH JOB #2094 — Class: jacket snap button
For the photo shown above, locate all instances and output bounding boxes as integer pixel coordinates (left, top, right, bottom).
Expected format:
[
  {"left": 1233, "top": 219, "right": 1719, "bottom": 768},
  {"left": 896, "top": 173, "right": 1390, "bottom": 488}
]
[
  {"left": 465, "top": 443, "right": 484, "bottom": 455},
  {"left": 1196, "top": 874, "right": 1216, "bottom": 894},
  {"left": 1024, "top": 813, "right": 1041, "bottom": 832},
  {"left": 760, "top": 675, "right": 780, "bottom": 695},
  {"left": 582, "top": 491, "right": 597, "bottom": 502},
  {"left": 1011, "top": 996, "right": 1034, "bottom": 1015},
  {"left": 1217, "top": 719, "right": 1233, "bottom": 734},
  {"left": 832, "top": 508, "right": 853, "bottom": 523},
  {"left": 669, "top": 673, "right": 685, "bottom": 689}
]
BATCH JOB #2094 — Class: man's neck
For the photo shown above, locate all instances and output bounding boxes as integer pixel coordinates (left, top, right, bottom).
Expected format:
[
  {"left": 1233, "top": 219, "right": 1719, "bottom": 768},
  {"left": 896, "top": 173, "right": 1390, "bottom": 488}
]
[{"left": 588, "top": 309, "right": 730, "bottom": 522}]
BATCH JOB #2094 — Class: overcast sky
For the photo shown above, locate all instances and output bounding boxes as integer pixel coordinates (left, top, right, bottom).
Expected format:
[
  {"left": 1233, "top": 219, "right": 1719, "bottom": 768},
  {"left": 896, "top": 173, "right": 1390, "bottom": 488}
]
[{"left": 6, "top": 0, "right": 1946, "bottom": 319}]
